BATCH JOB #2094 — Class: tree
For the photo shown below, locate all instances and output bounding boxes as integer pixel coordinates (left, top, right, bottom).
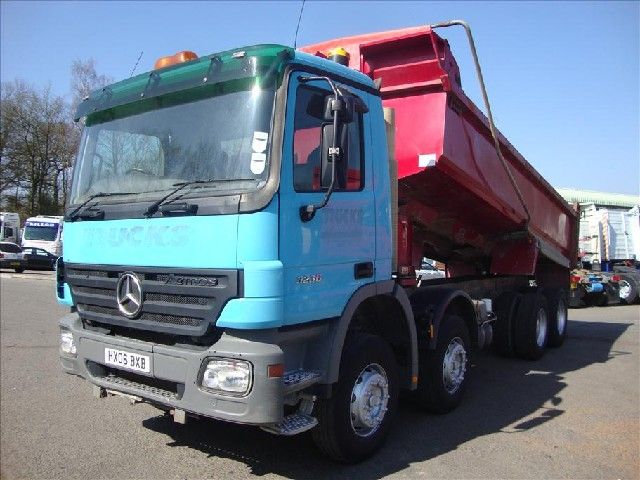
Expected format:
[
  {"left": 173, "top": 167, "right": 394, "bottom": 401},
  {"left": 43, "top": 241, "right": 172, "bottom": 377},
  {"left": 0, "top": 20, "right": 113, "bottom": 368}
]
[
  {"left": 63, "top": 59, "right": 114, "bottom": 206},
  {"left": 70, "top": 59, "right": 112, "bottom": 121},
  {"left": 0, "top": 59, "right": 112, "bottom": 215},
  {"left": 0, "top": 80, "right": 76, "bottom": 215}
]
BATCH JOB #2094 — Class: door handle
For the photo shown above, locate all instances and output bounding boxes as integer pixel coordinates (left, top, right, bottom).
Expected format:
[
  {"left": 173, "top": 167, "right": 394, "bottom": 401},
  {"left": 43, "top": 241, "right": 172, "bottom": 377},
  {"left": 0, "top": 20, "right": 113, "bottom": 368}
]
[{"left": 354, "top": 262, "right": 374, "bottom": 279}]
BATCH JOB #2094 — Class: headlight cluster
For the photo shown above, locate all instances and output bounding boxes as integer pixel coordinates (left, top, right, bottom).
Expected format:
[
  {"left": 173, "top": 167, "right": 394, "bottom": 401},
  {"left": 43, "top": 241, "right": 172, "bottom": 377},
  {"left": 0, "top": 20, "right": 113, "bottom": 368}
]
[
  {"left": 59, "top": 330, "right": 77, "bottom": 357},
  {"left": 201, "top": 358, "right": 252, "bottom": 396}
]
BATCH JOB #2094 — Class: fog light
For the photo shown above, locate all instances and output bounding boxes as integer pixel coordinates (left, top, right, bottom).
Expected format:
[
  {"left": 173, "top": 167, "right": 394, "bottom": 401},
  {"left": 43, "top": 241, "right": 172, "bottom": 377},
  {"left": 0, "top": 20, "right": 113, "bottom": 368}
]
[
  {"left": 201, "top": 359, "right": 252, "bottom": 395},
  {"left": 60, "top": 330, "right": 76, "bottom": 357}
]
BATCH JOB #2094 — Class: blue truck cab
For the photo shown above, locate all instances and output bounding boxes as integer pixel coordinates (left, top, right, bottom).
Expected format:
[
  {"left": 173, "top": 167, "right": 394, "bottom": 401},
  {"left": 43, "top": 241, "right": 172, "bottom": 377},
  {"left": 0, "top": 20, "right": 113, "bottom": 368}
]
[{"left": 57, "top": 45, "right": 419, "bottom": 462}]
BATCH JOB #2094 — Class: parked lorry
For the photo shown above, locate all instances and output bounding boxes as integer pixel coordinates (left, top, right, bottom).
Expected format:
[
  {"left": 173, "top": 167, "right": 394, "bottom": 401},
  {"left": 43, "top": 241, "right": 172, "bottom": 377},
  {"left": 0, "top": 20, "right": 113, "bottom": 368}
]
[
  {"left": 0, "top": 212, "right": 21, "bottom": 243},
  {"left": 568, "top": 264, "right": 621, "bottom": 308},
  {"left": 57, "top": 22, "right": 577, "bottom": 462},
  {"left": 22, "top": 215, "right": 63, "bottom": 256},
  {"left": 577, "top": 203, "right": 640, "bottom": 303}
]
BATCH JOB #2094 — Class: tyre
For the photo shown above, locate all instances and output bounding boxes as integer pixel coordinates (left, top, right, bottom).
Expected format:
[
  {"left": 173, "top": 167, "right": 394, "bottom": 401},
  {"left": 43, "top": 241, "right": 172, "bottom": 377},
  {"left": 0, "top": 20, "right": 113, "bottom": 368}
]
[
  {"left": 618, "top": 274, "right": 639, "bottom": 304},
  {"left": 14, "top": 268, "right": 24, "bottom": 273},
  {"left": 493, "top": 292, "right": 521, "bottom": 357},
  {"left": 596, "top": 293, "right": 609, "bottom": 307},
  {"left": 544, "top": 289, "right": 567, "bottom": 348},
  {"left": 312, "top": 333, "right": 399, "bottom": 463},
  {"left": 514, "top": 292, "right": 548, "bottom": 360},
  {"left": 414, "top": 315, "right": 470, "bottom": 413}
]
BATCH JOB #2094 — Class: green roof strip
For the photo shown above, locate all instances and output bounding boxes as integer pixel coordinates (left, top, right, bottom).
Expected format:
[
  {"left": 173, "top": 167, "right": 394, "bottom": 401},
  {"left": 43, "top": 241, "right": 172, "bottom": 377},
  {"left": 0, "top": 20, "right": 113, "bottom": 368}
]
[
  {"left": 75, "top": 44, "right": 294, "bottom": 121},
  {"left": 555, "top": 187, "right": 640, "bottom": 209}
]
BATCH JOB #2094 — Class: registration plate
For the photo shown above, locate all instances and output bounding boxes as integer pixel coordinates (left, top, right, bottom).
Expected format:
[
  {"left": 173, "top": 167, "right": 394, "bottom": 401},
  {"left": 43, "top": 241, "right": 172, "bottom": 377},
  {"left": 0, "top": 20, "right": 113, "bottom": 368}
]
[
  {"left": 10, "top": 262, "right": 19, "bottom": 266},
  {"left": 104, "top": 348, "right": 150, "bottom": 373}
]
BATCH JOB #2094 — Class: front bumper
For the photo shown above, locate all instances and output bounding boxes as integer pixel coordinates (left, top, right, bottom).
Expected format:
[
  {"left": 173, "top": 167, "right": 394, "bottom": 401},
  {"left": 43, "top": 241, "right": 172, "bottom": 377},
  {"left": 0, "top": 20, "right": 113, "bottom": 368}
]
[{"left": 59, "top": 313, "right": 285, "bottom": 425}]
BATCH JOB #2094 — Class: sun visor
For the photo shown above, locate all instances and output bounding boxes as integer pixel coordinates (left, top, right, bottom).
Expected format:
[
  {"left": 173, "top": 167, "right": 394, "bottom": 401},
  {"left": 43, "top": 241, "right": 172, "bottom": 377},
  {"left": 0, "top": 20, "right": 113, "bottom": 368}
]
[{"left": 74, "top": 45, "right": 293, "bottom": 121}]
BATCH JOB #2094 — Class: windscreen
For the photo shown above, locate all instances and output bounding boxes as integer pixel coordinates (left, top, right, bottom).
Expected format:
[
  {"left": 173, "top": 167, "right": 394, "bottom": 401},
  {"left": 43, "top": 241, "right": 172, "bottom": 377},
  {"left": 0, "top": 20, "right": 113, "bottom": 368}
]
[
  {"left": 70, "top": 85, "right": 276, "bottom": 206},
  {"left": 23, "top": 222, "right": 59, "bottom": 241}
]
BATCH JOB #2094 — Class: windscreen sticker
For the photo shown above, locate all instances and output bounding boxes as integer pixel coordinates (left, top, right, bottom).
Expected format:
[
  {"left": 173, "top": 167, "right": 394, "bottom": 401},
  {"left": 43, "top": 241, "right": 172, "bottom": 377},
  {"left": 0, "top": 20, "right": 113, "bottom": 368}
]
[
  {"left": 252, "top": 131, "right": 269, "bottom": 153},
  {"left": 251, "top": 131, "right": 269, "bottom": 174},
  {"left": 251, "top": 153, "right": 267, "bottom": 174}
]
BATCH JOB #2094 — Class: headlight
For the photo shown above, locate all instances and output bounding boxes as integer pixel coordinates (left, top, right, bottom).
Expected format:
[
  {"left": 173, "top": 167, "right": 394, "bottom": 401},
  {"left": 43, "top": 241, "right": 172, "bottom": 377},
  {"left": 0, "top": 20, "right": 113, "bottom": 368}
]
[
  {"left": 60, "top": 330, "right": 77, "bottom": 357},
  {"left": 201, "top": 359, "right": 252, "bottom": 395}
]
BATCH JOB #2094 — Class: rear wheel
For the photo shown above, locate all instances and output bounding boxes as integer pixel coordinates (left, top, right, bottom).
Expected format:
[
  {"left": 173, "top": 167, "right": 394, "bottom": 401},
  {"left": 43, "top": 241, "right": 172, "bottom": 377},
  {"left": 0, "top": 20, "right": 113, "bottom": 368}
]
[
  {"left": 544, "top": 289, "right": 567, "bottom": 347},
  {"left": 596, "top": 293, "right": 609, "bottom": 307},
  {"left": 414, "top": 315, "right": 470, "bottom": 413},
  {"left": 493, "top": 293, "right": 521, "bottom": 357},
  {"left": 618, "top": 275, "right": 639, "bottom": 304},
  {"left": 312, "top": 333, "right": 399, "bottom": 463},
  {"left": 514, "top": 292, "right": 548, "bottom": 360}
]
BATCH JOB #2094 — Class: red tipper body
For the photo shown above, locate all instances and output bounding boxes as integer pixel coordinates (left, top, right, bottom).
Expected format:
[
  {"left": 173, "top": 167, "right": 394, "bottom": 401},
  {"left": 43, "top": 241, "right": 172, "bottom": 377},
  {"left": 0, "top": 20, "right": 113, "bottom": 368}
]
[{"left": 301, "top": 26, "right": 578, "bottom": 277}]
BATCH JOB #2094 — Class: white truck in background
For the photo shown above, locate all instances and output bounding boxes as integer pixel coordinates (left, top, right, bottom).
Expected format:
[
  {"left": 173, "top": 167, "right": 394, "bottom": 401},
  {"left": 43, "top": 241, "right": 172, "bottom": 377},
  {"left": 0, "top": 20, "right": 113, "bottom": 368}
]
[
  {"left": 22, "top": 215, "right": 63, "bottom": 256},
  {"left": 579, "top": 204, "right": 640, "bottom": 263},
  {"left": 578, "top": 203, "right": 640, "bottom": 303},
  {"left": 0, "top": 212, "right": 21, "bottom": 243}
]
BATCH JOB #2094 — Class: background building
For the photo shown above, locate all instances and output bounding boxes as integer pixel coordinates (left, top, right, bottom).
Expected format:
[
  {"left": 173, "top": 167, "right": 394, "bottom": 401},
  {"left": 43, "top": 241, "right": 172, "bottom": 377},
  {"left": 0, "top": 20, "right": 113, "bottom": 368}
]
[{"left": 556, "top": 188, "right": 640, "bottom": 265}]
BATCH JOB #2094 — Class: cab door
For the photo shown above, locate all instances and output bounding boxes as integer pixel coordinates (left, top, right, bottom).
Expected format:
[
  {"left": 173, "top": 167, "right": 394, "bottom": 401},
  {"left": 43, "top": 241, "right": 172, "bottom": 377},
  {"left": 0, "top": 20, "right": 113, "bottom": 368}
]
[{"left": 279, "top": 72, "right": 375, "bottom": 326}]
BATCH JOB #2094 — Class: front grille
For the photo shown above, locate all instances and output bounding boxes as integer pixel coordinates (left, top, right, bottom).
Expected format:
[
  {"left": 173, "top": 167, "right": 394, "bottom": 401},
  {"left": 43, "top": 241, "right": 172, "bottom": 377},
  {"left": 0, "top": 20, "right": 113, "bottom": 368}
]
[
  {"left": 74, "top": 286, "right": 112, "bottom": 296},
  {"left": 67, "top": 264, "right": 239, "bottom": 336},
  {"left": 79, "top": 304, "right": 201, "bottom": 327},
  {"left": 145, "top": 292, "right": 209, "bottom": 305}
]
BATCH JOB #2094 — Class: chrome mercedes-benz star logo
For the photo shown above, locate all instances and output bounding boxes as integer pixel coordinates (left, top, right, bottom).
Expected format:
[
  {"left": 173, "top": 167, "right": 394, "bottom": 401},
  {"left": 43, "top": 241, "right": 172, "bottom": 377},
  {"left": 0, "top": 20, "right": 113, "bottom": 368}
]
[{"left": 116, "top": 272, "right": 143, "bottom": 318}]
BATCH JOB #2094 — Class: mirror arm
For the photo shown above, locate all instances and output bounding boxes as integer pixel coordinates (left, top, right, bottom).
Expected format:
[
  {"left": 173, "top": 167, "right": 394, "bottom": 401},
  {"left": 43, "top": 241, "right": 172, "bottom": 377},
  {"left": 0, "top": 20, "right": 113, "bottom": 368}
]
[{"left": 299, "top": 76, "right": 342, "bottom": 222}]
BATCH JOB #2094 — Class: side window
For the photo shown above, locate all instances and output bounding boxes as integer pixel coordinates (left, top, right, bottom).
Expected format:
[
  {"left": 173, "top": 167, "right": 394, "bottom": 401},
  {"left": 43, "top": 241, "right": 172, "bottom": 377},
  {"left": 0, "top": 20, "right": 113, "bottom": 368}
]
[{"left": 293, "top": 84, "right": 363, "bottom": 192}]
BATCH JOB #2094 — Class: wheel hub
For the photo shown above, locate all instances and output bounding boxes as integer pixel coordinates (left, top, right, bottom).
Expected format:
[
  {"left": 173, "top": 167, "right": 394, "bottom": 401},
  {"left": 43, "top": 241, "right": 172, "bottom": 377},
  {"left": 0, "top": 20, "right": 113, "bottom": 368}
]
[
  {"left": 619, "top": 280, "right": 631, "bottom": 300},
  {"left": 442, "top": 338, "right": 467, "bottom": 394},
  {"left": 350, "top": 363, "right": 389, "bottom": 437}
]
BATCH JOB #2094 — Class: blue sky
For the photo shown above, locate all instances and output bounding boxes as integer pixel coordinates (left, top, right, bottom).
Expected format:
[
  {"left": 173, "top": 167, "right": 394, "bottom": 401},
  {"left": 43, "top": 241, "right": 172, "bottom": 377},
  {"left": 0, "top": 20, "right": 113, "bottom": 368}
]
[{"left": 2, "top": 1, "right": 638, "bottom": 195}]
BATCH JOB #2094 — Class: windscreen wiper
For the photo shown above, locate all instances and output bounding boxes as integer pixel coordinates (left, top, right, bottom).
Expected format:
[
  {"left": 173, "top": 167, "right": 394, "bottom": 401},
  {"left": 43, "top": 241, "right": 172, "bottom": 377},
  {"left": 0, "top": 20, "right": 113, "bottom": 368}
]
[
  {"left": 65, "top": 192, "right": 136, "bottom": 222},
  {"left": 143, "top": 180, "right": 214, "bottom": 218},
  {"left": 143, "top": 178, "right": 259, "bottom": 218}
]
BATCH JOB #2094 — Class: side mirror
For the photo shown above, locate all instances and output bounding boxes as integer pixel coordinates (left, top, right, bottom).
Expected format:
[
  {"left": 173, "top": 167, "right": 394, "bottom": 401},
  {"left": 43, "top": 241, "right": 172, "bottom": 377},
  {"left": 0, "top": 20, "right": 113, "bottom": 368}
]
[
  {"left": 322, "top": 92, "right": 368, "bottom": 123},
  {"left": 344, "top": 92, "right": 369, "bottom": 116},
  {"left": 320, "top": 123, "right": 348, "bottom": 189},
  {"left": 298, "top": 75, "right": 366, "bottom": 222},
  {"left": 322, "top": 96, "right": 348, "bottom": 122}
]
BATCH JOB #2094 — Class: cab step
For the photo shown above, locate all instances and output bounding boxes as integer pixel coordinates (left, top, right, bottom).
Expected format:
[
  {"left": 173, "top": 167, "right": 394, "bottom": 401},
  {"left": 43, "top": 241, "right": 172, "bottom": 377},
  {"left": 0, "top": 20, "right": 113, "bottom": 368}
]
[
  {"left": 261, "top": 413, "right": 318, "bottom": 436},
  {"left": 283, "top": 369, "right": 321, "bottom": 394}
]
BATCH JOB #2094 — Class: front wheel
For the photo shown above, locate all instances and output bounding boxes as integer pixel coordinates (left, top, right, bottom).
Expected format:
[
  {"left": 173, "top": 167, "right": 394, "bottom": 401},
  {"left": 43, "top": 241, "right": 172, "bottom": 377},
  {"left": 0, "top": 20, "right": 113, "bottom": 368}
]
[
  {"left": 414, "top": 315, "right": 470, "bottom": 413},
  {"left": 312, "top": 334, "right": 399, "bottom": 463},
  {"left": 14, "top": 268, "right": 24, "bottom": 273}
]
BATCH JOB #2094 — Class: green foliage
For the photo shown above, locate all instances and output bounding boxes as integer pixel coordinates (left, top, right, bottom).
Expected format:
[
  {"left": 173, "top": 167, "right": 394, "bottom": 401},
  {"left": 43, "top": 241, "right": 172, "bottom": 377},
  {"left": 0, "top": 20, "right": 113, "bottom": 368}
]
[{"left": 0, "top": 59, "right": 111, "bottom": 218}]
